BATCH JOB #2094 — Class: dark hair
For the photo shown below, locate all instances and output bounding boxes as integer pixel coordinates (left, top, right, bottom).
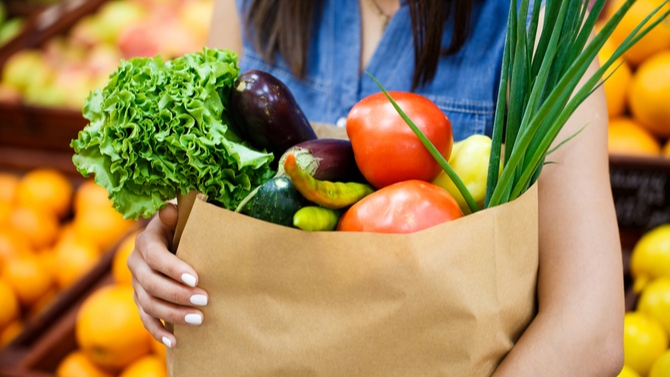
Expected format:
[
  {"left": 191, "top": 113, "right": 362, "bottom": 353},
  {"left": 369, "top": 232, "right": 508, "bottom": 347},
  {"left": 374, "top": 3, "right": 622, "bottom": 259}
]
[{"left": 244, "top": 0, "right": 475, "bottom": 91}]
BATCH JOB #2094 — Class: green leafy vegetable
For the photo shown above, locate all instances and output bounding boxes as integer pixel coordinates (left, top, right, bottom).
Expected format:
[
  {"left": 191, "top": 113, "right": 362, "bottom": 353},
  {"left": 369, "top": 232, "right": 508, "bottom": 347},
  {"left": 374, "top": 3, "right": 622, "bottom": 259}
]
[{"left": 71, "top": 48, "right": 275, "bottom": 220}]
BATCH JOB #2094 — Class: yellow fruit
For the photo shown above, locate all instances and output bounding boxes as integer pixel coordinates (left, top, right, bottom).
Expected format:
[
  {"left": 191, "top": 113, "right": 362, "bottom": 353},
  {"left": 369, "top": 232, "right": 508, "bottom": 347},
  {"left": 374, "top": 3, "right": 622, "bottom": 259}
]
[
  {"left": 56, "top": 350, "right": 114, "bottom": 377},
  {"left": 76, "top": 284, "right": 152, "bottom": 371},
  {"left": 631, "top": 224, "right": 670, "bottom": 292},
  {"left": 629, "top": 51, "right": 670, "bottom": 138},
  {"left": 15, "top": 168, "right": 73, "bottom": 219},
  {"left": 73, "top": 206, "right": 136, "bottom": 251},
  {"left": 8, "top": 205, "right": 59, "bottom": 250},
  {"left": 0, "top": 279, "right": 20, "bottom": 330},
  {"left": 618, "top": 364, "right": 642, "bottom": 377},
  {"left": 623, "top": 311, "right": 669, "bottom": 376},
  {"left": 608, "top": 117, "right": 661, "bottom": 156},
  {"left": 649, "top": 349, "right": 670, "bottom": 377},
  {"left": 2, "top": 254, "right": 54, "bottom": 307},
  {"left": 119, "top": 355, "right": 167, "bottom": 377},
  {"left": 0, "top": 173, "right": 19, "bottom": 202},
  {"left": 0, "top": 200, "right": 11, "bottom": 227},
  {"left": 606, "top": 0, "right": 670, "bottom": 66},
  {"left": 637, "top": 277, "right": 670, "bottom": 337},
  {"left": 53, "top": 238, "right": 100, "bottom": 289},
  {"left": 112, "top": 230, "right": 140, "bottom": 285},
  {"left": 599, "top": 41, "right": 633, "bottom": 118}
]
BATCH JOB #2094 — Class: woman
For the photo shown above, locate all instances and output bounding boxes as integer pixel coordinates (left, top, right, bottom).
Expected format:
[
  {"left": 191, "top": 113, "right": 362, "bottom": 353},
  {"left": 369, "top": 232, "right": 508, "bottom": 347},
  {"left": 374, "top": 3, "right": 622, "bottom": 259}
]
[{"left": 128, "top": 0, "right": 625, "bottom": 375}]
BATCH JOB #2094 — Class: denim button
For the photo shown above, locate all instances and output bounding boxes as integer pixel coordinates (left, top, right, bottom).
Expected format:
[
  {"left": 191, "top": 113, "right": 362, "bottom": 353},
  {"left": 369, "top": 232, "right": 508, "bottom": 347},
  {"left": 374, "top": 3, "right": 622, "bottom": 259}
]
[{"left": 336, "top": 117, "right": 347, "bottom": 128}]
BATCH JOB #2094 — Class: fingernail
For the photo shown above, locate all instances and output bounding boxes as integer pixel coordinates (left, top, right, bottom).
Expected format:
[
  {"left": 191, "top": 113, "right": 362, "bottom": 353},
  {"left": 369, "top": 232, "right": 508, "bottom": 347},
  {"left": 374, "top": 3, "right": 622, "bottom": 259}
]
[
  {"left": 162, "top": 336, "right": 173, "bottom": 348},
  {"left": 181, "top": 273, "right": 197, "bottom": 287},
  {"left": 190, "top": 294, "right": 208, "bottom": 306},
  {"left": 185, "top": 313, "right": 202, "bottom": 325}
]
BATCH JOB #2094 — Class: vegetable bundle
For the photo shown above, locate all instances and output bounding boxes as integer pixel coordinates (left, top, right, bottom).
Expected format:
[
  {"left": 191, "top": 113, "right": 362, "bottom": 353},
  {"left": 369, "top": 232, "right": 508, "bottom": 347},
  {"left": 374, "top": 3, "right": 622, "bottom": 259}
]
[{"left": 71, "top": 48, "right": 275, "bottom": 220}]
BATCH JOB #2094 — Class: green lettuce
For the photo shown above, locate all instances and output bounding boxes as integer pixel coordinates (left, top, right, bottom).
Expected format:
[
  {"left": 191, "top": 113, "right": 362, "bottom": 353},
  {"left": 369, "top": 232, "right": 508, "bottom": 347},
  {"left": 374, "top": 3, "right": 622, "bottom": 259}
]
[{"left": 71, "top": 48, "right": 275, "bottom": 220}]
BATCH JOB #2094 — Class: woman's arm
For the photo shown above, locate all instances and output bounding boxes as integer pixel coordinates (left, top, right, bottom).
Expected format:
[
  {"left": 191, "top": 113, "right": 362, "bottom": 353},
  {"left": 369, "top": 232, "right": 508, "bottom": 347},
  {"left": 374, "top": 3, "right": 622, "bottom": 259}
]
[{"left": 491, "top": 48, "right": 625, "bottom": 376}]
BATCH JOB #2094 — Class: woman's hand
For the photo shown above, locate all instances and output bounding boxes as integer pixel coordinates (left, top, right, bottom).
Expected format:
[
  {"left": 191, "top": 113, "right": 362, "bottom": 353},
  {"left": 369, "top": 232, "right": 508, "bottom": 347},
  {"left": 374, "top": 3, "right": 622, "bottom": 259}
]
[{"left": 128, "top": 203, "right": 208, "bottom": 349}]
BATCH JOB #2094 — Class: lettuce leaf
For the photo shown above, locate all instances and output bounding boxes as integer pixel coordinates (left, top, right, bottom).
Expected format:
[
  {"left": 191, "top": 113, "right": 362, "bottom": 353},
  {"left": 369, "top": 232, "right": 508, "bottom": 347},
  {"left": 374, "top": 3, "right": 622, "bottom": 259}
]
[{"left": 71, "top": 48, "right": 275, "bottom": 220}]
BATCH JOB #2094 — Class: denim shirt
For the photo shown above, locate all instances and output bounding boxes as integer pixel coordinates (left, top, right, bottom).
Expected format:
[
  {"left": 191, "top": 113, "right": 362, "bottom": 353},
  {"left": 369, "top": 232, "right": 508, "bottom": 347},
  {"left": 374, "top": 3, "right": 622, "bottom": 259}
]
[{"left": 235, "top": 0, "right": 509, "bottom": 141}]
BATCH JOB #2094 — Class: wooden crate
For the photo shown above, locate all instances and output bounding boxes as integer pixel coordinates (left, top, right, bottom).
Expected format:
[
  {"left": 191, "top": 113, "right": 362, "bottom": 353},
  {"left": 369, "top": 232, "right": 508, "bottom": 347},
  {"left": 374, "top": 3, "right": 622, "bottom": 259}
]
[{"left": 0, "top": 0, "right": 107, "bottom": 152}]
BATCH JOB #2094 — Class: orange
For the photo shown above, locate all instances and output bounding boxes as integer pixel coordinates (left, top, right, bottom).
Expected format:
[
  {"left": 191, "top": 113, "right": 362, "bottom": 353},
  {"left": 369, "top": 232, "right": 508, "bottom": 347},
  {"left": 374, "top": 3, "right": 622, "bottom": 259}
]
[
  {"left": 606, "top": 0, "right": 670, "bottom": 67},
  {"left": 8, "top": 205, "right": 60, "bottom": 250},
  {"left": 15, "top": 168, "right": 73, "bottom": 219},
  {"left": 0, "top": 200, "right": 11, "bottom": 226},
  {"left": 0, "top": 173, "right": 19, "bottom": 202},
  {"left": 73, "top": 205, "right": 136, "bottom": 251},
  {"left": 76, "top": 284, "right": 152, "bottom": 371},
  {"left": 118, "top": 355, "right": 167, "bottom": 377},
  {"left": 629, "top": 50, "right": 670, "bottom": 138},
  {"left": 598, "top": 39, "right": 633, "bottom": 118},
  {"left": 664, "top": 139, "right": 670, "bottom": 157},
  {"left": 112, "top": 230, "right": 141, "bottom": 285},
  {"left": 608, "top": 117, "right": 662, "bottom": 156},
  {"left": 150, "top": 336, "right": 166, "bottom": 361},
  {"left": 53, "top": 238, "right": 101, "bottom": 289},
  {"left": 56, "top": 350, "right": 115, "bottom": 377},
  {"left": 0, "top": 229, "right": 31, "bottom": 264},
  {"left": 0, "top": 279, "right": 20, "bottom": 330},
  {"left": 0, "top": 319, "right": 23, "bottom": 347},
  {"left": 74, "top": 180, "right": 114, "bottom": 214},
  {"left": 2, "top": 254, "right": 54, "bottom": 308}
]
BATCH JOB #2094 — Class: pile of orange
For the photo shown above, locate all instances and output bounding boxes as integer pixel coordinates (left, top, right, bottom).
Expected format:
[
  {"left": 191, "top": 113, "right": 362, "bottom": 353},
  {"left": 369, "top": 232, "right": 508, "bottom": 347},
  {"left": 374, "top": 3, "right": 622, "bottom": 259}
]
[
  {"left": 599, "top": 0, "right": 670, "bottom": 158},
  {"left": 0, "top": 168, "right": 138, "bottom": 348},
  {"left": 55, "top": 252, "right": 167, "bottom": 377}
]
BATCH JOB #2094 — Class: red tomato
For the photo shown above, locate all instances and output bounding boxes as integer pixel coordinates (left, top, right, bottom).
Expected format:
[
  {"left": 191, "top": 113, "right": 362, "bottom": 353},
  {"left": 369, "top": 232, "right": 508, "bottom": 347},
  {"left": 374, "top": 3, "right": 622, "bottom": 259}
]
[
  {"left": 346, "top": 91, "right": 453, "bottom": 189},
  {"left": 337, "top": 180, "right": 463, "bottom": 234}
]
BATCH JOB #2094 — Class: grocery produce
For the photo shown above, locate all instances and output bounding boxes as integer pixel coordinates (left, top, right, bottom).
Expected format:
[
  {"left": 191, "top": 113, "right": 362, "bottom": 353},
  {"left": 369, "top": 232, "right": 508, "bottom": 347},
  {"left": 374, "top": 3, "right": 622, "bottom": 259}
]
[
  {"left": 630, "top": 224, "right": 670, "bottom": 292},
  {"left": 637, "top": 277, "right": 670, "bottom": 335},
  {"left": 649, "top": 349, "right": 670, "bottom": 377},
  {"left": 432, "top": 134, "right": 495, "bottom": 214},
  {"left": 345, "top": 91, "right": 453, "bottom": 190},
  {"left": 75, "top": 284, "right": 152, "bottom": 371},
  {"left": 277, "top": 139, "right": 365, "bottom": 183},
  {"left": 292, "top": 206, "right": 341, "bottom": 232},
  {"left": 56, "top": 350, "right": 114, "bottom": 377},
  {"left": 240, "top": 176, "right": 311, "bottom": 227},
  {"left": 283, "top": 153, "right": 374, "bottom": 210},
  {"left": 608, "top": 117, "right": 662, "bottom": 156},
  {"left": 72, "top": 48, "right": 275, "bottom": 220},
  {"left": 623, "top": 311, "right": 669, "bottom": 376},
  {"left": 628, "top": 50, "right": 670, "bottom": 138},
  {"left": 0, "top": 2, "right": 24, "bottom": 48},
  {"left": 337, "top": 180, "right": 463, "bottom": 234},
  {"left": 228, "top": 70, "right": 318, "bottom": 166}
]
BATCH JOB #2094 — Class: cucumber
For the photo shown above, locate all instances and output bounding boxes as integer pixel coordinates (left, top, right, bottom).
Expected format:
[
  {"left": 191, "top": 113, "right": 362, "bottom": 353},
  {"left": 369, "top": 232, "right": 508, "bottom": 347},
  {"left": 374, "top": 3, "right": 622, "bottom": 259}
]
[{"left": 240, "top": 176, "right": 311, "bottom": 227}]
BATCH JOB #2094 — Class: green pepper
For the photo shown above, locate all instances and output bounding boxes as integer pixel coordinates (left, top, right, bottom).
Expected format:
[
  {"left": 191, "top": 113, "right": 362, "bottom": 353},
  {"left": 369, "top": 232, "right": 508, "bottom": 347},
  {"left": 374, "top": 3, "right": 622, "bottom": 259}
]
[
  {"left": 432, "top": 134, "right": 495, "bottom": 214},
  {"left": 293, "top": 206, "right": 341, "bottom": 231},
  {"left": 283, "top": 153, "right": 374, "bottom": 209}
]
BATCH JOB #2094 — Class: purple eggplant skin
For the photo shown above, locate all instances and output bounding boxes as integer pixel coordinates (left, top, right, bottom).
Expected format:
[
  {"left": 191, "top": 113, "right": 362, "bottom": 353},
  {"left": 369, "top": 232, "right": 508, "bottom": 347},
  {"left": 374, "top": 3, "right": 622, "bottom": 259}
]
[
  {"left": 278, "top": 139, "right": 367, "bottom": 183},
  {"left": 228, "top": 70, "right": 317, "bottom": 166}
]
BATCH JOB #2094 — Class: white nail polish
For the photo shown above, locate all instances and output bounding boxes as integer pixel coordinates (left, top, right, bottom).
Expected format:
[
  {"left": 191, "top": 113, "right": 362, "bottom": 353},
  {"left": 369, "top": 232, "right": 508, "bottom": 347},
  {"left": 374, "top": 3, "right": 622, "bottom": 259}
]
[
  {"left": 185, "top": 313, "right": 203, "bottom": 325},
  {"left": 162, "top": 336, "right": 172, "bottom": 348},
  {"left": 190, "top": 294, "right": 208, "bottom": 306},
  {"left": 181, "top": 273, "right": 197, "bottom": 287}
]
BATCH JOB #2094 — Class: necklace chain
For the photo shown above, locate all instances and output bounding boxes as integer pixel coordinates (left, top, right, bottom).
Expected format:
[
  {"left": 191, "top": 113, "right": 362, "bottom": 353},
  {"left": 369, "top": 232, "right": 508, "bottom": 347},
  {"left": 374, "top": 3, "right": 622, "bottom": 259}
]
[{"left": 364, "top": 0, "right": 391, "bottom": 29}]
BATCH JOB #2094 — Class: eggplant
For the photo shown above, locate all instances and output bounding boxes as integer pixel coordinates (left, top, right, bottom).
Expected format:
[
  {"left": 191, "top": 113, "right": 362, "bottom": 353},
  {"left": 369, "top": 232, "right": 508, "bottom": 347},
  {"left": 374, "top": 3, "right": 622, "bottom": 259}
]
[
  {"left": 277, "top": 139, "right": 366, "bottom": 183},
  {"left": 228, "top": 70, "right": 317, "bottom": 166}
]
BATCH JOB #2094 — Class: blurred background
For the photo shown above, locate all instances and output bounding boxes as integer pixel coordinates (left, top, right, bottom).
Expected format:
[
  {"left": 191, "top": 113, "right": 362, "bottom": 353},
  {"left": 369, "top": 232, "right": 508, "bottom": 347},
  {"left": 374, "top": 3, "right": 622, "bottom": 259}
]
[{"left": 0, "top": 0, "right": 669, "bottom": 376}]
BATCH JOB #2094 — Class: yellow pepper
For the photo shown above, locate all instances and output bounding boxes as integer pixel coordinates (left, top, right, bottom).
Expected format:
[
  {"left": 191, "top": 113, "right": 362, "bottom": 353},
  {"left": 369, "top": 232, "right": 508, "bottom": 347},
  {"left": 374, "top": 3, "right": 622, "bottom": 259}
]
[{"left": 432, "top": 134, "right": 494, "bottom": 214}]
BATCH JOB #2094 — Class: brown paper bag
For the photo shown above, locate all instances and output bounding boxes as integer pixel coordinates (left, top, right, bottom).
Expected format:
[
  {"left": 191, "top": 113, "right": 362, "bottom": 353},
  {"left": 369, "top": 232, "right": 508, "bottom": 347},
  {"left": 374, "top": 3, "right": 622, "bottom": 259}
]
[{"left": 167, "top": 179, "right": 539, "bottom": 376}]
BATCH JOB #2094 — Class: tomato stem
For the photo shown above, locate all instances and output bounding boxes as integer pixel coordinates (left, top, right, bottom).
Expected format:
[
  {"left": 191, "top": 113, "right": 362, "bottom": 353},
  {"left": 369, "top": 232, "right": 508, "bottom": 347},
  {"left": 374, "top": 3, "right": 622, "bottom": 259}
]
[{"left": 366, "top": 72, "right": 480, "bottom": 214}]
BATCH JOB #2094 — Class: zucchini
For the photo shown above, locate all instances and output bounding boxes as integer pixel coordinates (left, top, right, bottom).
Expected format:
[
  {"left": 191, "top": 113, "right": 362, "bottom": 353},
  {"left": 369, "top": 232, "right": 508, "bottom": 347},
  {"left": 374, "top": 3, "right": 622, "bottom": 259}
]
[{"left": 240, "top": 176, "right": 311, "bottom": 227}]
